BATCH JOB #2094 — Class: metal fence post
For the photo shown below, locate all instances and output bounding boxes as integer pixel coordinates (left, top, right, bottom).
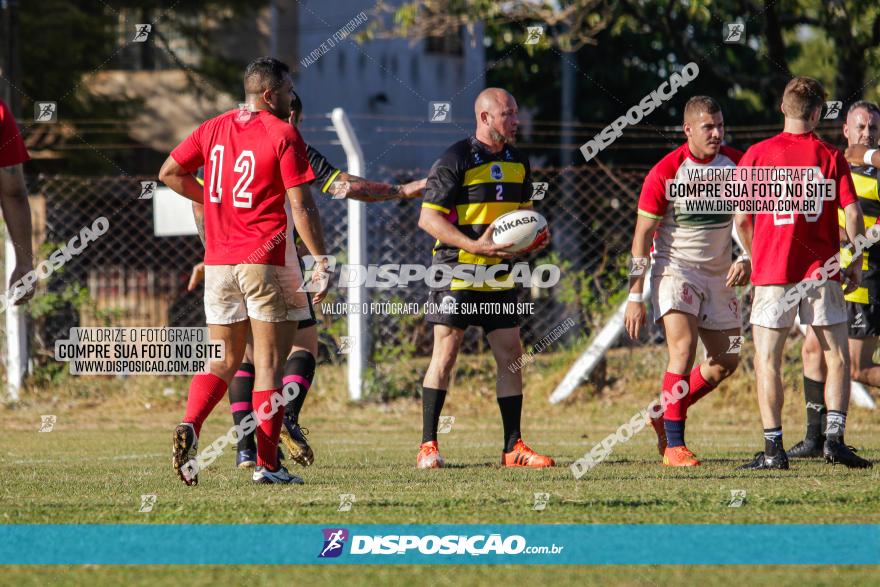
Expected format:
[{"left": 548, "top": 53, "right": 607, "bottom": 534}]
[
  {"left": 5, "top": 231, "right": 27, "bottom": 401},
  {"left": 331, "top": 108, "right": 367, "bottom": 401},
  {"left": 550, "top": 267, "right": 653, "bottom": 404}
]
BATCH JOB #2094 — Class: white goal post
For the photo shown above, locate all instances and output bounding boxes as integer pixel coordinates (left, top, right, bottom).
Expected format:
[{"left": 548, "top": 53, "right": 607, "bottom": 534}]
[
  {"left": 330, "top": 108, "right": 368, "bottom": 401},
  {"left": 5, "top": 230, "right": 27, "bottom": 401}
]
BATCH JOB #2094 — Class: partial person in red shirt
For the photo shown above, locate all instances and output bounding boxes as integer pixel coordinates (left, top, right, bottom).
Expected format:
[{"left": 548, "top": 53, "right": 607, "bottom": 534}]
[
  {"left": 735, "top": 76, "right": 871, "bottom": 470},
  {"left": 0, "top": 98, "right": 35, "bottom": 305},
  {"left": 796, "top": 101, "right": 880, "bottom": 460},
  {"left": 186, "top": 91, "right": 426, "bottom": 471},
  {"left": 159, "top": 57, "right": 324, "bottom": 485}
]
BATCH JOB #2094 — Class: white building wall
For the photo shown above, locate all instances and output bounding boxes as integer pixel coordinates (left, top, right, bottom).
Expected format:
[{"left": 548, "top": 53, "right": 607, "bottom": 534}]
[{"left": 291, "top": 0, "right": 485, "bottom": 173}]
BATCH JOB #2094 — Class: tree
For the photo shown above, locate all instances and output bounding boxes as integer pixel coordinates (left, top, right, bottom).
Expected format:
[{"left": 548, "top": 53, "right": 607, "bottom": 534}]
[
  {"left": 371, "top": 0, "right": 616, "bottom": 52},
  {"left": 371, "top": 0, "right": 880, "bottom": 165},
  {"left": 8, "top": 0, "right": 267, "bottom": 174}
]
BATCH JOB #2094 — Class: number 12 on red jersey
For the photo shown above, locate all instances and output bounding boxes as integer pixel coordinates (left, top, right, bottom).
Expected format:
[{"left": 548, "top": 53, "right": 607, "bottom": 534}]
[{"left": 207, "top": 145, "right": 255, "bottom": 208}]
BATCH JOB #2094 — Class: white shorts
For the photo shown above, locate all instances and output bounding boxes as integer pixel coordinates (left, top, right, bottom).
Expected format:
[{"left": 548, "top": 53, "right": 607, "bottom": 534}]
[
  {"left": 750, "top": 281, "right": 847, "bottom": 329},
  {"left": 204, "top": 263, "right": 311, "bottom": 324},
  {"left": 651, "top": 268, "right": 741, "bottom": 330}
]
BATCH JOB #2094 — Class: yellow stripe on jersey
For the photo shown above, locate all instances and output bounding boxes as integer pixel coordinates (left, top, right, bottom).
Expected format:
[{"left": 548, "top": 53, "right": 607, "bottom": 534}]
[
  {"left": 456, "top": 201, "right": 522, "bottom": 225},
  {"left": 853, "top": 173, "right": 880, "bottom": 201},
  {"left": 846, "top": 285, "right": 870, "bottom": 305},
  {"left": 459, "top": 250, "right": 501, "bottom": 265},
  {"left": 451, "top": 275, "right": 515, "bottom": 291},
  {"left": 463, "top": 161, "right": 525, "bottom": 186},
  {"left": 840, "top": 246, "right": 869, "bottom": 271},
  {"left": 321, "top": 169, "right": 341, "bottom": 193},
  {"left": 839, "top": 173, "right": 880, "bottom": 229},
  {"left": 838, "top": 209, "right": 877, "bottom": 234},
  {"left": 841, "top": 171, "right": 879, "bottom": 302},
  {"left": 422, "top": 202, "right": 451, "bottom": 214},
  {"left": 519, "top": 201, "right": 534, "bottom": 210},
  {"left": 637, "top": 208, "right": 663, "bottom": 220}
]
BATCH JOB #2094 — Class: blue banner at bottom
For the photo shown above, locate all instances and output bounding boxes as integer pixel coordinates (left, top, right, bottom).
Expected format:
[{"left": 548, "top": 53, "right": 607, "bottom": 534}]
[{"left": 0, "top": 524, "right": 877, "bottom": 565}]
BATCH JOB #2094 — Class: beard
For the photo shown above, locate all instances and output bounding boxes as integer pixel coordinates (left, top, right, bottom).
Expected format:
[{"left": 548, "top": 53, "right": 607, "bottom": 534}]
[{"left": 490, "top": 127, "right": 515, "bottom": 145}]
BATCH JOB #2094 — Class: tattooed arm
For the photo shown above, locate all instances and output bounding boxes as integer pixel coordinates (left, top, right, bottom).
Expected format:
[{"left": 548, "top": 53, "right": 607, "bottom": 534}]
[
  {"left": 306, "top": 144, "right": 426, "bottom": 202},
  {"left": 326, "top": 172, "right": 427, "bottom": 202},
  {"left": 192, "top": 202, "right": 206, "bottom": 247}
]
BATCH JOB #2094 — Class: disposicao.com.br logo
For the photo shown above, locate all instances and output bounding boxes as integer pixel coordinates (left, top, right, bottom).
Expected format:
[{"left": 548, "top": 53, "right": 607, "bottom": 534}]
[
  {"left": 319, "top": 528, "right": 349, "bottom": 558},
  {"left": 318, "top": 528, "right": 564, "bottom": 558}
]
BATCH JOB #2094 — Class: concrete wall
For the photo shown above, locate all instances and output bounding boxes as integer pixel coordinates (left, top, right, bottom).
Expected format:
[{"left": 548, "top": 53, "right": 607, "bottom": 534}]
[{"left": 291, "top": 0, "right": 485, "bottom": 174}]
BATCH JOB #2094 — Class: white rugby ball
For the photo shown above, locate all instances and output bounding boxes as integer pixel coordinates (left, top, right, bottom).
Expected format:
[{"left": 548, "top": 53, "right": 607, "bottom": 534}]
[{"left": 492, "top": 210, "right": 549, "bottom": 253}]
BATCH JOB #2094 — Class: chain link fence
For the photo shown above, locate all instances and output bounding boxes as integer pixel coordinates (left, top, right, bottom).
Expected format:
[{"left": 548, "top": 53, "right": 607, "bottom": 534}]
[{"left": 15, "top": 164, "right": 755, "bottom": 386}]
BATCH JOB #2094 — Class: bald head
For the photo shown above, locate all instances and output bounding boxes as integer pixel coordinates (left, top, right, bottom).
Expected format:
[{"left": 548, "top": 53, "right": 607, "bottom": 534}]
[
  {"left": 844, "top": 101, "right": 880, "bottom": 148},
  {"left": 474, "top": 87, "right": 519, "bottom": 147},
  {"left": 475, "top": 88, "right": 513, "bottom": 117}
]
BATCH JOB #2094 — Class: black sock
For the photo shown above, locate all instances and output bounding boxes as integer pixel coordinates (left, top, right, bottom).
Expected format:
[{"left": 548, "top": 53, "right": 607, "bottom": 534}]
[
  {"left": 284, "top": 351, "right": 316, "bottom": 424},
  {"left": 763, "top": 427, "right": 783, "bottom": 457},
  {"left": 421, "top": 387, "right": 447, "bottom": 443},
  {"left": 498, "top": 395, "right": 523, "bottom": 452},
  {"left": 826, "top": 410, "right": 846, "bottom": 442},
  {"left": 803, "top": 376, "right": 827, "bottom": 440},
  {"left": 664, "top": 419, "right": 685, "bottom": 448},
  {"left": 229, "top": 362, "right": 256, "bottom": 452}
]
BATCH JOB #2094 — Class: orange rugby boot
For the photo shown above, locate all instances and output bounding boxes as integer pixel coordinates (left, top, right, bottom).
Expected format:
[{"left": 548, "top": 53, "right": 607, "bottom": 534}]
[
  {"left": 416, "top": 440, "right": 445, "bottom": 469},
  {"left": 502, "top": 439, "right": 555, "bottom": 468},
  {"left": 662, "top": 445, "right": 700, "bottom": 467}
]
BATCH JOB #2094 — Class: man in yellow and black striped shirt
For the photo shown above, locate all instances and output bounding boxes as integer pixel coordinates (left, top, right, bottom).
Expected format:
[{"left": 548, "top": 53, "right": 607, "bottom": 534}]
[
  {"left": 416, "top": 88, "right": 554, "bottom": 470},
  {"left": 795, "top": 100, "right": 880, "bottom": 458}
]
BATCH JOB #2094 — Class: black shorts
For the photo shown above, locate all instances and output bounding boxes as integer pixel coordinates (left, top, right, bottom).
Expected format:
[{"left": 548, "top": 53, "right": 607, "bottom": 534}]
[
  {"left": 299, "top": 292, "right": 317, "bottom": 329},
  {"left": 425, "top": 289, "right": 520, "bottom": 334},
  {"left": 847, "top": 301, "right": 880, "bottom": 339},
  {"left": 298, "top": 256, "right": 317, "bottom": 329}
]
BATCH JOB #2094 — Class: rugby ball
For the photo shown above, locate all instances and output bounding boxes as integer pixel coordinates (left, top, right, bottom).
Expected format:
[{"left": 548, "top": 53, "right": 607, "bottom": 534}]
[{"left": 492, "top": 210, "right": 549, "bottom": 253}]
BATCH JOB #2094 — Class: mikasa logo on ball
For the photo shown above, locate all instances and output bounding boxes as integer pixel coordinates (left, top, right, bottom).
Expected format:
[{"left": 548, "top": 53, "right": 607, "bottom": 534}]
[
  {"left": 491, "top": 210, "right": 548, "bottom": 254},
  {"left": 493, "top": 215, "right": 537, "bottom": 236}
]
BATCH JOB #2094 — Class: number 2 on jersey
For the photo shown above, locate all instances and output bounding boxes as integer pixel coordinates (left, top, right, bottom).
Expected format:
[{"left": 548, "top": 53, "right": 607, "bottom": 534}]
[
  {"left": 207, "top": 145, "right": 255, "bottom": 208},
  {"left": 495, "top": 184, "right": 503, "bottom": 200}
]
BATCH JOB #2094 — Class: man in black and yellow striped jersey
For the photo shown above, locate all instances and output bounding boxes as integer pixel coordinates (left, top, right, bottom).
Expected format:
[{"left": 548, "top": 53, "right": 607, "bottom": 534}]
[
  {"left": 416, "top": 88, "right": 554, "bottom": 469},
  {"left": 794, "top": 100, "right": 880, "bottom": 458}
]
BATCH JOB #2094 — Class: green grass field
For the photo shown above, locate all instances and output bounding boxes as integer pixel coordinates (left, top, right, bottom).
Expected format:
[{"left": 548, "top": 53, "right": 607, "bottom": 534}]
[{"left": 2, "top": 341, "right": 878, "bottom": 584}]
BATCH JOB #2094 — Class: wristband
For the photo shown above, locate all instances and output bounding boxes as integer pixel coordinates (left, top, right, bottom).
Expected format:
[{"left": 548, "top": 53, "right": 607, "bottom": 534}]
[
  {"left": 735, "top": 254, "right": 750, "bottom": 264},
  {"left": 628, "top": 293, "right": 644, "bottom": 303},
  {"left": 864, "top": 149, "right": 877, "bottom": 167}
]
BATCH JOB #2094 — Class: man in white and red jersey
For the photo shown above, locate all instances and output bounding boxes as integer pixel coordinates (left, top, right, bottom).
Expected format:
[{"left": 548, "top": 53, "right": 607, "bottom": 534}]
[
  {"left": 159, "top": 57, "right": 323, "bottom": 485},
  {"left": 625, "top": 96, "right": 749, "bottom": 467},
  {"left": 736, "top": 76, "right": 871, "bottom": 470}
]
